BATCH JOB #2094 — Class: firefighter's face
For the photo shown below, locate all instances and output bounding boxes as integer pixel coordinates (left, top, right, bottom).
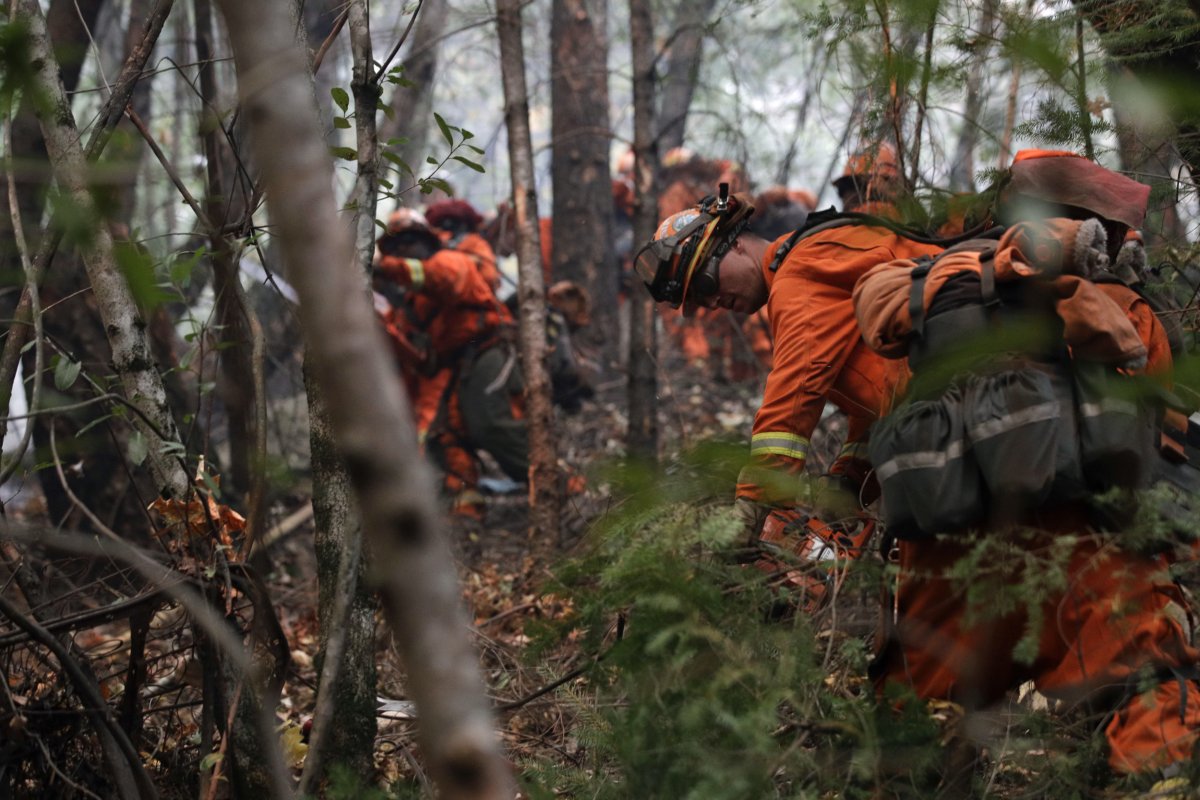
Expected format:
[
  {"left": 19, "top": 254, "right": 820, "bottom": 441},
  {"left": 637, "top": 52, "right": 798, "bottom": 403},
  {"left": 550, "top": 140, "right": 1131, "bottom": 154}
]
[{"left": 686, "top": 239, "right": 767, "bottom": 316}]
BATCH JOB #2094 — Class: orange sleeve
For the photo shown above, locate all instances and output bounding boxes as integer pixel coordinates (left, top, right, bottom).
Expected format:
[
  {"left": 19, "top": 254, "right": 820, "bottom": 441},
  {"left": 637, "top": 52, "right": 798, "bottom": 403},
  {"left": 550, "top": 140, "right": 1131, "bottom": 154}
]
[{"left": 737, "top": 228, "right": 941, "bottom": 505}]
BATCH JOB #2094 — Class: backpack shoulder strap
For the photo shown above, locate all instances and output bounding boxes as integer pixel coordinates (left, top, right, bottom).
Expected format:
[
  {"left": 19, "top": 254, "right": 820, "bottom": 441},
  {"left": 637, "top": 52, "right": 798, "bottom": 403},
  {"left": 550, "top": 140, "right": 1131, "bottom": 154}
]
[{"left": 908, "top": 257, "right": 935, "bottom": 338}]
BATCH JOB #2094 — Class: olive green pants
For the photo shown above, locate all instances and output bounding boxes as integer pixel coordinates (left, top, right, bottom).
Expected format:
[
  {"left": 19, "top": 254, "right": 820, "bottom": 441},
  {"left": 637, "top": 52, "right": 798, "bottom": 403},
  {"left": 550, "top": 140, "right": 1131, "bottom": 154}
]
[{"left": 459, "top": 344, "right": 529, "bottom": 483}]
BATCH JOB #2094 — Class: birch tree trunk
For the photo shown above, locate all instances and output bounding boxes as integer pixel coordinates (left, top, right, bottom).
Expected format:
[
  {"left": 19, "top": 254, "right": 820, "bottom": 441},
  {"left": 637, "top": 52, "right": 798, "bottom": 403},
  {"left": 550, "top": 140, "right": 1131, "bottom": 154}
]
[
  {"left": 18, "top": 0, "right": 189, "bottom": 501},
  {"left": 212, "top": 1, "right": 514, "bottom": 796},
  {"left": 628, "top": 0, "right": 659, "bottom": 460},
  {"left": 550, "top": 0, "right": 618, "bottom": 368},
  {"left": 497, "top": 0, "right": 562, "bottom": 541}
]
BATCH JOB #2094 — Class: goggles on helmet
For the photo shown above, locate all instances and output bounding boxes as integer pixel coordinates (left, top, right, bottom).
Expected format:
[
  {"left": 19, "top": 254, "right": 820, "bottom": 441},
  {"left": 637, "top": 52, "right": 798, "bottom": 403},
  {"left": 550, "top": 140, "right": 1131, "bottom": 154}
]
[{"left": 634, "top": 183, "right": 754, "bottom": 308}]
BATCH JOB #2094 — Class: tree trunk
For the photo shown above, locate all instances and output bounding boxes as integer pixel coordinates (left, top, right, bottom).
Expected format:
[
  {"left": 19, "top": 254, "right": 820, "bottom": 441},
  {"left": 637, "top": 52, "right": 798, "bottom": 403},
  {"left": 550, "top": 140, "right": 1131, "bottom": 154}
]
[
  {"left": 195, "top": 0, "right": 261, "bottom": 505},
  {"left": 19, "top": 0, "right": 189, "bottom": 501},
  {"left": 1107, "top": 63, "right": 1189, "bottom": 246},
  {"left": 550, "top": 0, "right": 618, "bottom": 368},
  {"left": 498, "top": 0, "right": 562, "bottom": 542},
  {"left": 2, "top": 0, "right": 174, "bottom": 538},
  {"left": 628, "top": 0, "right": 659, "bottom": 460},
  {"left": 212, "top": 0, "right": 515, "bottom": 795},
  {"left": 303, "top": 0, "right": 378, "bottom": 788},
  {"left": 657, "top": 0, "right": 718, "bottom": 152},
  {"left": 379, "top": 0, "right": 448, "bottom": 185},
  {"left": 1074, "top": 0, "right": 1200, "bottom": 181},
  {"left": 948, "top": 0, "right": 996, "bottom": 191}
]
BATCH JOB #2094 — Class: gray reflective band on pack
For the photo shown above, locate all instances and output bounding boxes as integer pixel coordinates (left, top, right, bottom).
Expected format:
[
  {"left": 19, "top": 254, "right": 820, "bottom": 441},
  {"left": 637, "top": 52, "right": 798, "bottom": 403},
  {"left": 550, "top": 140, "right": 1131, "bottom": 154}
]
[
  {"left": 966, "top": 400, "right": 1060, "bottom": 442},
  {"left": 875, "top": 438, "right": 968, "bottom": 481},
  {"left": 1078, "top": 397, "right": 1139, "bottom": 419}
]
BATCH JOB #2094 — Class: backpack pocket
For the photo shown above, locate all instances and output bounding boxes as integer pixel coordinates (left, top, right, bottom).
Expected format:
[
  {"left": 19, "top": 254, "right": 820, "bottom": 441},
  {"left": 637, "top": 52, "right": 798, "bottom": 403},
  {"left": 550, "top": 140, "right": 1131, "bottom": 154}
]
[
  {"left": 870, "top": 382, "right": 984, "bottom": 539},
  {"left": 963, "top": 367, "right": 1081, "bottom": 513},
  {"left": 1073, "top": 362, "right": 1158, "bottom": 490}
]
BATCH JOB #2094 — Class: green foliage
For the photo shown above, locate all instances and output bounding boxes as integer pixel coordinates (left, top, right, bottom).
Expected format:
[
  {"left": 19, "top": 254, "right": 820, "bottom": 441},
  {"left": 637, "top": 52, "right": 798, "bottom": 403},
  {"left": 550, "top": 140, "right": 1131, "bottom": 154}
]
[
  {"left": 113, "top": 237, "right": 170, "bottom": 313},
  {"left": 521, "top": 446, "right": 951, "bottom": 799},
  {"left": 0, "top": 13, "right": 36, "bottom": 113},
  {"left": 1013, "top": 97, "right": 1113, "bottom": 152}
]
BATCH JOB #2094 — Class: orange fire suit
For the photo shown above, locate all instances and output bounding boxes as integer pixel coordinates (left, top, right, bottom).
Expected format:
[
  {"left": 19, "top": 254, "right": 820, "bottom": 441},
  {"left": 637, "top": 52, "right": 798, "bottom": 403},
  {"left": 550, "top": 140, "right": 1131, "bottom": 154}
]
[
  {"left": 855, "top": 228, "right": 1200, "bottom": 775},
  {"left": 442, "top": 230, "right": 502, "bottom": 293},
  {"left": 376, "top": 249, "right": 525, "bottom": 511},
  {"left": 735, "top": 223, "right": 942, "bottom": 507}
]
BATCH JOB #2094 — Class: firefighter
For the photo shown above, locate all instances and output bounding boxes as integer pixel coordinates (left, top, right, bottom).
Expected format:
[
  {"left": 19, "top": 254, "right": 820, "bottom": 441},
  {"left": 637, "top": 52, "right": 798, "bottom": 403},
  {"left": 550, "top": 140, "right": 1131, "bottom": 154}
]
[
  {"left": 852, "top": 151, "right": 1200, "bottom": 780},
  {"left": 373, "top": 208, "right": 529, "bottom": 527},
  {"left": 425, "top": 198, "right": 504, "bottom": 293},
  {"left": 634, "top": 142, "right": 943, "bottom": 606}
]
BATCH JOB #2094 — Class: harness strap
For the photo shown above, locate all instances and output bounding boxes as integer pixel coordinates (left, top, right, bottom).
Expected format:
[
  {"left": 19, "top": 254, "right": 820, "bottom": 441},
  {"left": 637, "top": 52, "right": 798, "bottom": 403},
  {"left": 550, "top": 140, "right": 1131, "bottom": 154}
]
[
  {"left": 908, "top": 258, "right": 935, "bottom": 338},
  {"left": 979, "top": 247, "right": 1000, "bottom": 309}
]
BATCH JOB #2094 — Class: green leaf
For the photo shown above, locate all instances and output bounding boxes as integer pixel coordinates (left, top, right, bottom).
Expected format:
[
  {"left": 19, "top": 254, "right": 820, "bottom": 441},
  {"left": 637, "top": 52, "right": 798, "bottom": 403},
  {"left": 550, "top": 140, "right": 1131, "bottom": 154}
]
[
  {"left": 382, "top": 152, "right": 413, "bottom": 177},
  {"left": 200, "top": 752, "right": 223, "bottom": 771},
  {"left": 330, "top": 146, "right": 358, "bottom": 161},
  {"left": 114, "top": 241, "right": 169, "bottom": 312},
  {"left": 466, "top": 144, "right": 485, "bottom": 155},
  {"left": 53, "top": 355, "right": 81, "bottom": 391},
  {"left": 433, "top": 112, "right": 454, "bottom": 146},
  {"left": 127, "top": 430, "right": 148, "bottom": 467},
  {"left": 333, "top": 116, "right": 351, "bottom": 129},
  {"left": 331, "top": 86, "right": 350, "bottom": 113},
  {"left": 426, "top": 156, "right": 439, "bottom": 165},
  {"left": 459, "top": 126, "right": 474, "bottom": 140},
  {"left": 19, "top": 339, "right": 35, "bottom": 354},
  {"left": 452, "top": 155, "right": 485, "bottom": 173},
  {"left": 420, "top": 177, "right": 453, "bottom": 196}
]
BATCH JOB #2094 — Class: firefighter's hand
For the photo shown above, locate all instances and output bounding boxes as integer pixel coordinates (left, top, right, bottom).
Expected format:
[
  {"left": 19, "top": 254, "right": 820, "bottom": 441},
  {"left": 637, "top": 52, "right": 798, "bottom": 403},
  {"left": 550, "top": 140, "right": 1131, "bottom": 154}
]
[{"left": 808, "top": 474, "right": 860, "bottom": 523}]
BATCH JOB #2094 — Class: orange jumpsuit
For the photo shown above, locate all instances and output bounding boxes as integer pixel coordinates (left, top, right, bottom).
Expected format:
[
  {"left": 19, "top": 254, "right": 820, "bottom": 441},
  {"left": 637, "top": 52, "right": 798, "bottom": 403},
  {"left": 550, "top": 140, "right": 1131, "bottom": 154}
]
[
  {"left": 856, "top": 235, "right": 1200, "bottom": 775},
  {"left": 736, "top": 224, "right": 942, "bottom": 505},
  {"left": 376, "top": 249, "right": 515, "bottom": 509},
  {"left": 445, "top": 231, "right": 502, "bottom": 293}
]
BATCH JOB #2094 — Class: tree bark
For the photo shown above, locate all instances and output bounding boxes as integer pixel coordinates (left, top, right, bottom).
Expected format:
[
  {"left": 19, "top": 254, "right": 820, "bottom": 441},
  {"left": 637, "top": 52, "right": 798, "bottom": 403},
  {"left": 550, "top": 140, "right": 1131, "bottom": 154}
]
[
  {"left": 303, "top": 0, "right": 378, "bottom": 788},
  {"left": 628, "top": 0, "right": 659, "bottom": 460},
  {"left": 1107, "top": 62, "right": 1189, "bottom": 246},
  {"left": 211, "top": 0, "right": 515, "bottom": 795},
  {"left": 379, "top": 0, "right": 448, "bottom": 182},
  {"left": 19, "top": 0, "right": 189, "bottom": 501},
  {"left": 657, "top": 0, "right": 718, "bottom": 152},
  {"left": 550, "top": 0, "right": 618, "bottom": 368},
  {"left": 1074, "top": 0, "right": 1200, "bottom": 180},
  {"left": 498, "top": 0, "right": 562, "bottom": 542},
  {"left": 195, "top": 0, "right": 261, "bottom": 505},
  {"left": 1, "top": 0, "right": 174, "bottom": 540},
  {"left": 948, "top": 0, "right": 996, "bottom": 191}
]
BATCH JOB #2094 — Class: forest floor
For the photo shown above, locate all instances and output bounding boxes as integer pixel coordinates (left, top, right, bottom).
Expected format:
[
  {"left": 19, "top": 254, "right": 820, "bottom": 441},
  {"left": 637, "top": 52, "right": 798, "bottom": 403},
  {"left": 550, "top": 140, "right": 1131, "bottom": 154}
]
[{"left": 267, "top": 356, "right": 778, "bottom": 792}]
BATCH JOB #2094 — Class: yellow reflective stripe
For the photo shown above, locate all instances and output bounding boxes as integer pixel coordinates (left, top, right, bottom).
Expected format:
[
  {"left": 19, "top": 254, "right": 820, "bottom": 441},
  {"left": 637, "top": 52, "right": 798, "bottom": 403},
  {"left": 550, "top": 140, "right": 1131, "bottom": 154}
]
[
  {"left": 750, "top": 432, "right": 809, "bottom": 460},
  {"left": 838, "top": 441, "right": 870, "bottom": 461},
  {"left": 406, "top": 258, "right": 425, "bottom": 289}
]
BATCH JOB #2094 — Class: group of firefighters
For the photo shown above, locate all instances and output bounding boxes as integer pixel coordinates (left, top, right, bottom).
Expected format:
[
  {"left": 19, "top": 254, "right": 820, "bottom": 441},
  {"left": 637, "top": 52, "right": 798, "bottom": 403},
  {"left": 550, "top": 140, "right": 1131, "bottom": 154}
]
[
  {"left": 636, "top": 144, "right": 1200, "bottom": 788},
  {"left": 369, "top": 140, "right": 1200, "bottom": 786}
]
